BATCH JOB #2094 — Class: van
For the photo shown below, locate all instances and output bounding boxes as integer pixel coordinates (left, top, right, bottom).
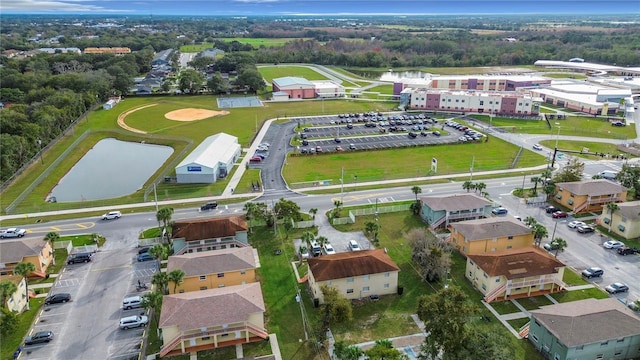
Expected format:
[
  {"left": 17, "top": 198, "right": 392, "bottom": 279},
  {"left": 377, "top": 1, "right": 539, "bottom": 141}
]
[
  {"left": 67, "top": 253, "right": 92, "bottom": 264},
  {"left": 123, "top": 296, "right": 143, "bottom": 310},
  {"left": 597, "top": 171, "right": 617, "bottom": 181}
]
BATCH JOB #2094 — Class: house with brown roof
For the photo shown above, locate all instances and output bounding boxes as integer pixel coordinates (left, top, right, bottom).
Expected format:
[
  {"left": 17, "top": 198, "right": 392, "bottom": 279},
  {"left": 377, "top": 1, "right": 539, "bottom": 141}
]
[
  {"left": 465, "top": 247, "right": 566, "bottom": 303},
  {"left": 528, "top": 298, "right": 640, "bottom": 360},
  {"left": 598, "top": 200, "right": 640, "bottom": 240},
  {"left": 419, "top": 193, "right": 493, "bottom": 229},
  {"left": 0, "top": 238, "right": 54, "bottom": 278},
  {"left": 307, "top": 249, "right": 400, "bottom": 304},
  {"left": 555, "top": 179, "right": 627, "bottom": 214},
  {"left": 167, "top": 247, "right": 260, "bottom": 293},
  {"left": 0, "top": 275, "right": 28, "bottom": 313},
  {"left": 449, "top": 217, "right": 534, "bottom": 257},
  {"left": 158, "top": 283, "right": 268, "bottom": 357},
  {"left": 171, "top": 215, "right": 248, "bottom": 254}
]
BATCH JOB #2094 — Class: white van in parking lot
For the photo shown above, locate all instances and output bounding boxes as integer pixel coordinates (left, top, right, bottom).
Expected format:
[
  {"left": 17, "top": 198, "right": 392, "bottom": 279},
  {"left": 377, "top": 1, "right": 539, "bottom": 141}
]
[{"left": 122, "top": 296, "right": 143, "bottom": 310}]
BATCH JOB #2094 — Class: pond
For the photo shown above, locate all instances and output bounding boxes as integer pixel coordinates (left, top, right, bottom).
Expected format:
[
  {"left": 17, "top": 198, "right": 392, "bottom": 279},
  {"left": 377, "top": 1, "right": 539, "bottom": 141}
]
[{"left": 50, "top": 138, "right": 173, "bottom": 202}]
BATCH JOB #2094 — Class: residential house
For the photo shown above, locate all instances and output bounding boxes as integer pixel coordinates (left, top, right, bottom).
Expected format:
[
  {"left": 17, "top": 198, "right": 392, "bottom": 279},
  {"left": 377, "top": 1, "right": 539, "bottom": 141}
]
[
  {"left": 166, "top": 247, "right": 259, "bottom": 293},
  {"left": 158, "top": 283, "right": 268, "bottom": 357},
  {"left": 465, "top": 247, "right": 566, "bottom": 303},
  {"left": 171, "top": 215, "right": 249, "bottom": 254},
  {"left": 135, "top": 86, "right": 152, "bottom": 95},
  {"left": 419, "top": 193, "right": 493, "bottom": 229},
  {"left": 152, "top": 49, "right": 174, "bottom": 67},
  {"left": 307, "top": 249, "right": 400, "bottom": 304},
  {"left": 0, "top": 275, "right": 28, "bottom": 313},
  {"left": 528, "top": 298, "right": 640, "bottom": 360},
  {"left": 449, "top": 217, "right": 534, "bottom": 256},
  {"left": 555, "top": 179, "right": 627, "bottom": 214},
  {"left": 0, "top": 238, "right": 54, "bottom": 278},
  {"left": 599, "top": 200, "right": 640, "bottom": 239}
]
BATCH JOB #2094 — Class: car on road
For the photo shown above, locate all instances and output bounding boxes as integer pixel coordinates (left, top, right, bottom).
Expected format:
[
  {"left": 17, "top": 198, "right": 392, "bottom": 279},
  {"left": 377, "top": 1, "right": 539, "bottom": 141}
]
[
  {"left": 567, "top": 220, "right": 586, "bottom": 229},
  {"left": 552, "top": 211, "right": 569, "bottom": 218},
  {"left": 324, "top": 243, "right": 336, "bottom": 255},
  {"left": 544, "top": 206, "right": 559, "bottom": 214},
  {"left": 67, "top": 252, "right": 92, "bottom": 264},
  {"left": 0, "top": 227, "right": 27, "bottom": 238},
  {"left": 349, "top": 240, "right": 361, "bottom": 251},
  {"left": 137, "top": 253, "right": 154, "bottom": 262},
  {"left": 581, "top": 267, "right": 604, "bottom": 278},
  {"left": 44, "top": 293, "right": 71, "bottom": 305},
  {"left": 603, "top": 240, "right": 624, "bottom": 249},
  {"left": 24, "top": 331, "right": 54, "bottom": 345},
  {"left": 119, "top": 315, "right": 148, "bottom": 330},
  {"left": 577, "top": 225, "right": 595, "bottom": 233},
  {"left": 617, "top": 246, "right": 639, "bottom": 256},
  {"left": 200, "top": 201, "right": 218, "bottom": 211},
  {"left": 532, "top": 144, "right": 543, "bottom": 151},
  {"left": 491, "top": 207, "right": 508, "bottom": 215},
  {"left": 605, "top": 283, "right": 629, "bottom": 294},
  {"left": 101, "top": 211, "right": 121, "bottom": 220}
]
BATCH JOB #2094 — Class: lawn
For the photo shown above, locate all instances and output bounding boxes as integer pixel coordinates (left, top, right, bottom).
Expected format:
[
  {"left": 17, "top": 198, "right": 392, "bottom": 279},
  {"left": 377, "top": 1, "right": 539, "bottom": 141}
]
[
  {"left": 0, "top": 298, "right": 45, "bottom": 360},
  {"left": 179, "top": 39, "right": 303, "bottom": 52},
  {"left": 490, "top": 300, "right": 521, "bottom": 315},
  {"left": 365, "top": 85, "right": 394, "bottom": 95},
  {"left": 539, "top": 140, "right": 632, "bottom": 160},
  {"left": 562, "top": 268, "right": 589, "bottom": 286},
  {"left": 550, "top": 287, "right": 610, "bottom": 303},
  {"left": 514, "top": 295, "right": 556, "bottom": 311},
  {"left": 284, "top": 135, "right": 547, "bottom": 185},
  {"left": 235, "top": 169, "right": 263, "bottom": 195},
  {"left": 507, "top": 318, "right": 531, "bottom": 332},
  {"left": 258, "top": 66, "right": 330, "bottom": 84}
]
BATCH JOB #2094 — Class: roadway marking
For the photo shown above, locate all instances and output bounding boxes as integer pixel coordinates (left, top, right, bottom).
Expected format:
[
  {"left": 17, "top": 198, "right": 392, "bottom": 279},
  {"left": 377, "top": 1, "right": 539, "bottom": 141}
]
[
  {"left": 91, "top": 264, "right": 132, "bottom": 272},
  {"left": 26, "top": 223, "right": 96, "bottom": 234}
]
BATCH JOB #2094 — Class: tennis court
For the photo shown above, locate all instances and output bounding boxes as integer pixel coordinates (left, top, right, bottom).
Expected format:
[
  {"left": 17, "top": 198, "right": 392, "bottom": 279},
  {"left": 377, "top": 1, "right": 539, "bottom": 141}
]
[{"left": 217, "top": 96, "right": 263, "bottom": 108}]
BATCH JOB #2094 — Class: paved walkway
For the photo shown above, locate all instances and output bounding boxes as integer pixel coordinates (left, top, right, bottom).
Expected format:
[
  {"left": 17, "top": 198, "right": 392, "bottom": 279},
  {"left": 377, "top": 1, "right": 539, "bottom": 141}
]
[{"left": 565, "top": 284, "right": 595, "bottom": 291}]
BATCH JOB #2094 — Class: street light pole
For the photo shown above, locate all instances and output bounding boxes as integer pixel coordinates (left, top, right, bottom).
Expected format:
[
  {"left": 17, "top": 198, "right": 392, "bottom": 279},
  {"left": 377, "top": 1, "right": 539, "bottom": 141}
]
[
  {"left": 354, "top": 175, "right": 358, "bottom": 191},
  {"left": 37, "top": 139, "right": 43, "bottom": 164},
  {"left": 555, "top": 123, "right": 561, "bottom": 149}
]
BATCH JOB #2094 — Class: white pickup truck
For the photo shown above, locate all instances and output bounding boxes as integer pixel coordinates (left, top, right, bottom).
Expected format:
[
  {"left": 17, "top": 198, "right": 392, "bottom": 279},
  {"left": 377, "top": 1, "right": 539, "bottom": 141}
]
[{"left": 0, "top": 228, "right": 27, "bottom": 238}]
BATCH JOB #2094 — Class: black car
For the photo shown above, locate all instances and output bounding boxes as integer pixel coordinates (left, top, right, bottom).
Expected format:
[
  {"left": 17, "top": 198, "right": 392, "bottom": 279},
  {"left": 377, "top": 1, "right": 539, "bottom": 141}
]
[
  {"left": 200, "top": 202, "right": 218, "bottom": 211},
  {"left": 581, "top": 267, "right": 604, "bottom": 278},
  {"left": 44, "top": 293, "right": 71, "bottom": 305},
  {"left": 408, "top": 132, "right": 417, "bottom": 138},
  {"left": 301, "top": 140, "right": 309, "bottom": 146},
  {"left": 138, "top": 246, "right": 152, "bottom": 255},
  {"left": 25, "top": 331, "right": 54, "bottom": 345},
  {"left": 617, "top": 246, "right": 639, "bottom": 256},
  {"left": 545, "top": 206, "right": 559, "bottom": 214},
  {"left": 67, "top": 252, "right": 92, "bottom": 264}
]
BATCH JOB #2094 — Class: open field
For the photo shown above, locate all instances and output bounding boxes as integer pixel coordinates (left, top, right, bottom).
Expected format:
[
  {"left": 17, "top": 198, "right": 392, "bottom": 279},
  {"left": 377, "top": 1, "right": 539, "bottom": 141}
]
[
  {"left": 180, "top": 38, "right": 305, "bottom": 52},
  {"left": 539, "top": 140, "right": 632, "bottom": 160},
  {"left": 258, "top": 65, "right": 330, "bottom": 84},
  {"left": 364, "top": 84, "right": 394, "bottom": 95}
]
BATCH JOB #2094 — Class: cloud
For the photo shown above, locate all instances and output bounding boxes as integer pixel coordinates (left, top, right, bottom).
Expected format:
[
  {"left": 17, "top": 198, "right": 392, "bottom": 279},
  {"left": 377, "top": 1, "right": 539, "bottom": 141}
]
[{"left": 0, "top": 0, "right": 132, "bottom": 12}]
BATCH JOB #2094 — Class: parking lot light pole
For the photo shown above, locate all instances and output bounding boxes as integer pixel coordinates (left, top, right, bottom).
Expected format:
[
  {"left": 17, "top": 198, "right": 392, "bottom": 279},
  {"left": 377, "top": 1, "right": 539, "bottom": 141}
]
[
  {"left": 37, "top": 139, "right": 43, "bottom": 164},
  {"left": 354, "top": 175, "right": 358, "bottom": 191}
]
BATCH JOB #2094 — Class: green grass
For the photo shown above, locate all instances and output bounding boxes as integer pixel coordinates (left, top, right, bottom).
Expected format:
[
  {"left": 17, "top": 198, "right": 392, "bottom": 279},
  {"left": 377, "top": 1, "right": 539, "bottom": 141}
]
[
  {"left": 365, "top": 85, "right": 394, "bottom": 95},
  {"left": 542, "top": 73, "right": 587, "bottom": 80},
  {"left": 539, "top": 140, "right": 631, "bottom": 160},
  {"left": 562, "top": 268, "right": 589, "bottom": 286},
  {"left": 490, "top": 300, "right": 522, "bottom": 315},
  {"left": 258, "top": 65, "right": 330, "bottom": 84},
  {"left": 235, "top": 169, "right": 263, "bottom": 195},
  {"left": 284, "top": 135, "right": 546, "bottom": 185},
  {"left": 550, "top": 287, "right": 610, "bottom": 303},
  {"left": 507, "top": 318, "right": 531, "bottom": 331},
  {"left": 514, "top": 296, "right": 555, "bottom": 311},
  {"left": 179, "top": 39, "right": 304, "bottom": 52},
  {"left": 0, "top": 298, "right": 45, "bottom": 359}
]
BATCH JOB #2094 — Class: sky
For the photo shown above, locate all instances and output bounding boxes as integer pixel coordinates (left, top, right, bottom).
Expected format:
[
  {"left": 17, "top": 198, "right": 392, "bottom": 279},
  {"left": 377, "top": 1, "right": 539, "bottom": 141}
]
[{"left": 1, "top": 0, "right": 639, "bottom": 16}]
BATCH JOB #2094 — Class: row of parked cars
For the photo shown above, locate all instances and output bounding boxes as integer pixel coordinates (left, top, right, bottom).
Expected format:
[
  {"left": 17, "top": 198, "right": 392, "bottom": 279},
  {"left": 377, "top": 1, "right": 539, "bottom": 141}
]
[{"left": 444, "top": 120, "right": 485, "bottom": 142}]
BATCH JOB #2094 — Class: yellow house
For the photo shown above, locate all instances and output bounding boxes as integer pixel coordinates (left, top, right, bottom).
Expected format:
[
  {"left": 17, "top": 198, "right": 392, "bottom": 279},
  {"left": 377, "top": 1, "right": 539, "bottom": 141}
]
[
  {"left": 465, "top": 247, "right": 567, "bottom": 303},
  {"left": 167, "top": 247, "right": 259, "bottom": 294},
  {"left": 598, "top": 200, "right": 640, "bottom": 240},
  {"left": 158, "top": 283, "right": 267, "bottom": 358},
  {"left": 0, "top": 275, "right": 28, "bottom": 313},
  {"left": 307, "top": 249, "right": 400, "bottom": 304},
  {"left": 555, "top": 179, "right": 627, "bottom": 214},
  {"left": 0, "top": 238, "right": 54, "bottom": 278},
  {"left": 449, "top": 217, "right": 534, "bottom": 257}
]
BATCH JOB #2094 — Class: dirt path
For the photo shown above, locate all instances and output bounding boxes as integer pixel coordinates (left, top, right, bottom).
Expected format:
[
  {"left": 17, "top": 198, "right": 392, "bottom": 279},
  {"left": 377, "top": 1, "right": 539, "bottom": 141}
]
[{"left": 116, "top": 104, "right": 158, "bottom": 134}]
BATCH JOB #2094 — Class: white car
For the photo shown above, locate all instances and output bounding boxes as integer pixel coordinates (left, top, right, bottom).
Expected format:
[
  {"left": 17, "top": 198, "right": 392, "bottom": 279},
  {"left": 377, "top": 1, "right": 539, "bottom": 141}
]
[
  {"left": 567, "top": 220, "right": 586, "bottom": 229},
  {"left": 532, "top": 144, "right": 543, "bottom": 151},
  {"left": 119, "top": 315, "right": 148, "bottom": 329},
  {"left": 324, "top": 243, "right": 336, "bottom": 255},
  {"left": 101, "top": 211, "right": 122, "bottom": 220},
  {"left": 603, "top": 240, "right": 624, "bottom": 249},
  {"left": 349, "top": 240, "right": 361, "bottom": 251},
  {"left": 0, "top": 227, "right": 27, "bottom": 238}
]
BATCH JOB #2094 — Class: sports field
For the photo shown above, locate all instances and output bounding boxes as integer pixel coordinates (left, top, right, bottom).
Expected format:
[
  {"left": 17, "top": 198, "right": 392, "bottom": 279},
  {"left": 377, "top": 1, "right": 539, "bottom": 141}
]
[{"left": 258, "top": 65, "right": 330, "bottom": 83}]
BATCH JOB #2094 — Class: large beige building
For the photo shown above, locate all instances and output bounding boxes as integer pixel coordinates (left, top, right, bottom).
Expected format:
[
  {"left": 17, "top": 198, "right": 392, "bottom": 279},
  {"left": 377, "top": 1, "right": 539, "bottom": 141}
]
[
  {"left": 0, "top": 275, "right": 28, "bottom": 313},
  {"left": 449, "top": 217, "right": 534, "bottom": 256},
  {"left": 0, "top": 238, "right": 54, "bottom": 278}
]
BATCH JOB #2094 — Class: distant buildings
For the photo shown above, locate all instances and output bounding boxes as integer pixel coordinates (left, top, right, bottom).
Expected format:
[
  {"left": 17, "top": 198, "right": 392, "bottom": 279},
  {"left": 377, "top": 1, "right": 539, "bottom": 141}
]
[
  {"left": 175, "top": 133, "right": 241, "bottom": 184},
  {"left": 152, "top": 49, "right": 174, "bottom": 67},
  {"left": 271, "top": 76, "right": 345, "bottom": 99},
  {"left": 38, "top": 47, "right": 81, "bottom": 55},
  {"left": 408, "top": 88, "right": 539, "bottom": 116},
  {"left": 83, "top": 47, "right": 131, "bottom": 56}
]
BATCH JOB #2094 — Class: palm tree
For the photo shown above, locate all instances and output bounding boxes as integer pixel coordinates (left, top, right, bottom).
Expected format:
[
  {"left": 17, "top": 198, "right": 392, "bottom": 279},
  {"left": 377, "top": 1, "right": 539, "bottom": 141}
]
[
  {"left": 532, "top": 224, "right": 548, "bottom": 247},
  {"left": 141, "top": 291, "right": 163, "bottom": 323},
  {"left": 44, "top": 232, "right": 60, "bottom": 243},
  {"left": 14, "top": 262, "right": 35, "bottom": 310},
  {"left": 152, "top": 272, "right": 170, "bottom": 295},
  {"left": 462, "top": 181, "right": 474, "bottom": 192},
  {"left": 524, "top": 216, "right": 537, "bottom": 228},
  {"left": 333, "top": 200, "right": 343, "bottom": 218},
  {"left": 301, "top": 231, "right": 315, "bottom": 257},
  {"left": 0, "top": 281, "right": 18, "bottom": 309},
  {"left": 156, "top": 207, "right": 174, "bottom": 238},
  {"left": 365, "top": 221, "right": 380, "bottom": 243},
  {"left": 315, "top": 236, "right": 328, "bottom": 251},
  {"left": 148, "top": 244, "right": 168, "bottom": 270},
  {"left": 474, "top": 182, "right": 486, "bottom": 194},
  {"left": 530, "top": 176, "right": 541, "bottom": 194},
  {"left": 309, "top": 208, "right": 318, "bottom": 220},
  {"left": 550, "top": 237, "right": 567, "bottom": 258},
  {"left": 167, "top": 269, "right": 185, "bottom": 294},
  {"left": 411, "top": 186, "right": 422, "bottom": 201},
  {"left": 606, "top": 202, "right": 620, "bottom": 233}
]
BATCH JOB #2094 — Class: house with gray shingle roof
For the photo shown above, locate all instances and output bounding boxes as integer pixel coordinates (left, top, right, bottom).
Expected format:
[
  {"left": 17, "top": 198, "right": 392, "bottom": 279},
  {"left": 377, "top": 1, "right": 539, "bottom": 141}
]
[
  {"left": 419, "top": 193, "right": 493, "bottom": 229},
  {"left": 598, "top": 200, "right": 640, "bottom": 239},
  {"left": 449, "top": 217, "right": 534, "bottom": 256},
  {"left": 555, "top": 179, "right": 627, "bottom": 214},
  {"left": 528, "top": 298, "right": 640, "bottom": 360},
  {"left": 158, "top": 283, "right": 268, "bottom": 357},
  {"left": 307, "top": 249, "right": 399, "bottom": 303},
  {"left": 166, "top": 247, "right": 259, "bottom": 293}
]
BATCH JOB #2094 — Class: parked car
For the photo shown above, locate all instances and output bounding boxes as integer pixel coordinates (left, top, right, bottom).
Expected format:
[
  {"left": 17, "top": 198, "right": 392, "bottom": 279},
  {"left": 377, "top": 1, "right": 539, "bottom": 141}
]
[
  {"left": 334, "top": 138, "right": 342, "bottom": 143},
  {"left": 611, "top": 121, "right": 625, "bottom": 127},
  {"left": 545, "top": 206, "right": 559, "bottom": 214},
  {"left": 577, "top": 225, "right": 595, "bottom": 233},
  {"left": 349, "top": 144, "right": 356, "bottom": 150},
  {"left": 119, "top": 315, "right": 148, "bottom": 329},
  {"left": 249, "top": 156, "right": 262, "bottom": 162},
  {"left": 543, "top": 242, "right": 559, "bottom": 251},
  {"left": 301, "top": 140, "right": 309, "bottom": 146},
  {"left": 628, "top": 300, "right": 640, "bottom": 312},
  {"left": 408, "top": 132, "right": 417, "bottom": 138},
  {"left": 44, "top": 293, "right": 71, "bottom": 305},
  {"left": 532, "top": 144, "right": 543, "bottom": 151},
  {"left": 67, "top": 252, "right": 92, "bottom": 264},
  {"left": 123, "top": 296, "right": 143, "bottom": 310},
  {"left": 617, "top": 246, "right": 639, "bottom": 256},
  {"left": 324, "top": 243, "right": 336, "bottom": 255},
  {"left": 101, "top": 211, "right": 121, "bottom": 220},
  {"left": 432, "top": 131, "right": 441, "bottom": 136},
  {"left": 137, "top": 253, "right": 154, "bottom": 262},
  {"left": 316, "top": 146, "right": 323, "bottom": 153},
  {"left": 24, "top": 331, "right": 53, "bottom": 345},
  {"left": 581, "top": 267, "right": 604, "bottom": 278},
  {"left": 138, "top": 246, "right": 152, "bottom": 254},
  {"left": 0, "top": 227, "right": 27, "bottom": 238},
  {"left": 605, "top": 283, "right": 629, "bottom": 294},
  {"left": 491, "top": 207, "right": 508, "bottom": 215},
  {"left": 567, "top": 220, "right": 586, "bottom": 229},
  {"left": 603, "top": 240, "right": 624, "bottom": 249},
  {"left": 200, "top": 201, "right": 218, "bottom": 211},
  {"left": 311, "top": 242, "right": 322, "bottom": 257},
  {"left": 552, "top": 211, "right": 569, "bottom": 219},
  {"left": 348, "top": 240, "right": 361, "bottom": 251},
  {"left": 336, "top": 146, "right": 343, "bottom": 152}
]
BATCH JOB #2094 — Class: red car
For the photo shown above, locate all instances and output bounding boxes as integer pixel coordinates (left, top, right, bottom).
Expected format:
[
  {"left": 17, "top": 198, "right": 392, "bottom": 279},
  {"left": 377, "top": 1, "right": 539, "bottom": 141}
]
[
  {"left": 552, "top": 211, "right": 568, "bottom": 219},
  {"left": 249, "top": 157, "right": 262, "bottom": 162}
]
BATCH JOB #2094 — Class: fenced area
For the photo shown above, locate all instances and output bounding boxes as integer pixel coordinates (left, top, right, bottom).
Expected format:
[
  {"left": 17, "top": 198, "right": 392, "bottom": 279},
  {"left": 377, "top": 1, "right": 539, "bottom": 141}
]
[
  {"left": 217, "top": 96, "right": 263, "bottom": 108},
  {"left": 332, "top": 203, "right": 412, "bottom": 225}
]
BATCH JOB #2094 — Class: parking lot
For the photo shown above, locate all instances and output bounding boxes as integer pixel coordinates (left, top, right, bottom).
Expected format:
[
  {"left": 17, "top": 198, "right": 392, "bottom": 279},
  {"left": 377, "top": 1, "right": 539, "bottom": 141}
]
[{"left": 20, "top": 249, "right": 154, "bottom": 360}]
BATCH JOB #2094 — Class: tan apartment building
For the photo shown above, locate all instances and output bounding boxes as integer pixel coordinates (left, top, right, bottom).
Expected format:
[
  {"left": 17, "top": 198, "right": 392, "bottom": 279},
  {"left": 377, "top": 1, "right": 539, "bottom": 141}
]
[
  {"left": 598, "top": 200, "right": 640, "bottom": 240},
  {"left": 0, "top": 238, "right": 54, "bottom": 278},
  {"left": 449, "top": 217, "right": 534, "bottom": 256},
  {"left": 83, "top": 47, "right": 131, "bottom": 55},
  {"left": 171, "top": 216, "right": 249, "bottom": 254},
  {"left": 555, "top": 179, "right": 626, "bottom": 214},
  {"left": 0, "top": 275, "right": 28, "bottom": 313}
]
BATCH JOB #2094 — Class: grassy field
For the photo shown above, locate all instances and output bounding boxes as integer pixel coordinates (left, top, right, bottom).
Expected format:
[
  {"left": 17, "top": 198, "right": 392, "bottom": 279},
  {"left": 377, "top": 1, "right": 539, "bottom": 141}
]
[
  {"left": 258, "top": 65, "right": 330, "bottom": 84},
  {"left": 470, "top": 114, "right": 635, "bottom": 139},
  {"left": 539, "top": 140, "right": 632, "bottom": 160},
  {"left": 180, "top": 39, "right": 304, "bottom": 52},
  {"left": 364, "top": 84, "right": 394, "bottom": 95},
  {"left": 284, "top": 135, "right": 547, "bottom": 185},
  {"left": 550, "top": 287, "right": 610, "bottom": 303},
  {"left": 542, "top": 73, "right": 588, "bottom": 80}
]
